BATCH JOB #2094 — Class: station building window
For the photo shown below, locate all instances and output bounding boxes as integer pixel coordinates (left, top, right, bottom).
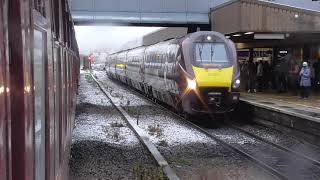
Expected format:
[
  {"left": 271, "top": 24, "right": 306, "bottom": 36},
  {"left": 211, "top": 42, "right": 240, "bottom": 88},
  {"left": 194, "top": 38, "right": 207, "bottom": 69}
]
[{"left": 237, "top": 48, "right": 273, "bottom": 64}]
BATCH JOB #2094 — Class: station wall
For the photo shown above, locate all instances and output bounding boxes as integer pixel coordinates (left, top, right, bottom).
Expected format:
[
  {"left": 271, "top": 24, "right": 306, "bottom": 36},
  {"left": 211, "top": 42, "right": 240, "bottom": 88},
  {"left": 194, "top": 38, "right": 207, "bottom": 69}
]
[{"left": 214, "top": 0, "right": 320, "bottom": 11}]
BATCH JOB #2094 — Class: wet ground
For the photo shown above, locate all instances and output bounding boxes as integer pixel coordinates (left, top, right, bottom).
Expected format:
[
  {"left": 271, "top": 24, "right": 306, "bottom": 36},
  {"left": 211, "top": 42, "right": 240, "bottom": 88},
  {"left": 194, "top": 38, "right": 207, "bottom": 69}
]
[
  {"left": 242, "top": 92, "right": 320, "bottom": 112},
  {"left": 70, "top": 72, "right": 160, "bottom": 180}
]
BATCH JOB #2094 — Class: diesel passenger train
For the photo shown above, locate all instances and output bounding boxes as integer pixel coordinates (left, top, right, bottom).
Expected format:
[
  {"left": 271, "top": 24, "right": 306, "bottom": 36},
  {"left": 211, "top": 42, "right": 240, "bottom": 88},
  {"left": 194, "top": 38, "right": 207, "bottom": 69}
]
[{"left": 106, "top": 31, "right": 240, "bottom": 114}]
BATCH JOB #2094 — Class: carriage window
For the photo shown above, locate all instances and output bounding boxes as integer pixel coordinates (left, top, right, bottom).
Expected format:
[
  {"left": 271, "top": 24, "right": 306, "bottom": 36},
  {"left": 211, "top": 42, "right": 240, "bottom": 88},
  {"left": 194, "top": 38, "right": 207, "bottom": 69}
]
[
  {"left": 195, "top": 43, "right": 229, "bottom": 66},
  {"left": 52, "top": 0, "right": 60, "bottom": 38},
  {"left": 33, "top": 29, "right": 46, "bottom": 180},
  {"left": 33, "top": 0, "right": 46, "bottom": 17}
]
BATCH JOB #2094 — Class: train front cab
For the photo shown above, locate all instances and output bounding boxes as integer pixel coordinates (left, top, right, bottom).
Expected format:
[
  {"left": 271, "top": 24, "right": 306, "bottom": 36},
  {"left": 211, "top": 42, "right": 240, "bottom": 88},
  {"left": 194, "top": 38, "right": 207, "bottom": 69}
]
[{"left": 179, "top": 32, "right": 240, "bottom": 114}]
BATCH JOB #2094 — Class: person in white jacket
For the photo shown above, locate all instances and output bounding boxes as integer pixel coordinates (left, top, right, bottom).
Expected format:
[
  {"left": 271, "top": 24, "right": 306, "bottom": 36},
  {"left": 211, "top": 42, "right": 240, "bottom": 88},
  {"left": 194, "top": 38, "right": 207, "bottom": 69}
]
[{"left": 299, "top": 62, "right": 311, "bottom": 99}]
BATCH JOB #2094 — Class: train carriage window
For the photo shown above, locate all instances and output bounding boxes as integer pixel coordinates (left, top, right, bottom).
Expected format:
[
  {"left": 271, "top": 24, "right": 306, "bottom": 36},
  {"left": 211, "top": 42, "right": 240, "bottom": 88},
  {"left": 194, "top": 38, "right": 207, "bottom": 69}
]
[
  {"left": 177, "top": 49, "right": 186, "bottom": 70},
  {"left": 33, "top": 0, "right": 46, "bottom": 17},
  {"left": 33, "top": 29, "right": 46, "bottom": 180},
  {"left": 51, "top": 0, "right": 60, "bottom": 38}
]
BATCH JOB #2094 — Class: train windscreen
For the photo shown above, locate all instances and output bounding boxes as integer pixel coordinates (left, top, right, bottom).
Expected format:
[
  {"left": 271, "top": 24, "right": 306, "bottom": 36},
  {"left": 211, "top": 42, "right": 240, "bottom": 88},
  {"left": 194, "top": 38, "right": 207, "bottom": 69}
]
[{"left": 194, "top": 43, "right": 230, "bottom": 66}]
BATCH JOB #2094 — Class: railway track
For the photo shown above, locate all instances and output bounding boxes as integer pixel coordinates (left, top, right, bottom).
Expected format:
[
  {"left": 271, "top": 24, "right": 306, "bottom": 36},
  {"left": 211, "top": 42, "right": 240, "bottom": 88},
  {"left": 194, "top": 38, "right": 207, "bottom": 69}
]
[
  {"left": 91, "top": 71, "right": 320, "bottom": 180},
  {"left": 224, "top": 122, "right": 320, "bottom": 168},
  {"left": 163, "top": 104, "right": 320, "bottom": 180},
  {"left": 90, "top": 73, "right": 180, "bottom": 180},
  {"left": 208, "top": 122, "right": 320, "bottom": 180}
]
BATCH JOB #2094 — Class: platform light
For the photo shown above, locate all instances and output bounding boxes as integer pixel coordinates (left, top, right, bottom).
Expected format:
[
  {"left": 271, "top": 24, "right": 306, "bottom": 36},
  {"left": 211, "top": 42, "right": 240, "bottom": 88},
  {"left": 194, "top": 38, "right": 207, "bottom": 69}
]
[
  {"left": 6, "top": 87, "right": 9, "bottom": 93},
  {"left": 207, "top": 36, "right": 212, "bottom": 41},
  {"left": 233, "top": 34, "right": 241, "bottom": 37},
  {"left": 187, "top": 78, "right": 197, "bottom": 90},
  {"left": 244, "top": 32, "right": 254, "bottom": 35},
  {"left": 294, "top": 14, "right": 299, "bottom": 18}
]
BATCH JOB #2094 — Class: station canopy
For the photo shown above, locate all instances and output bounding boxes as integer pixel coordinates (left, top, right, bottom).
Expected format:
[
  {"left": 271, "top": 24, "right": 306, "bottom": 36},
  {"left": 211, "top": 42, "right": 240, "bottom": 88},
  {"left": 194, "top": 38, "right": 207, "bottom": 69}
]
[{"left": 210, "top": 0, "right": 320, "bottom": 48}]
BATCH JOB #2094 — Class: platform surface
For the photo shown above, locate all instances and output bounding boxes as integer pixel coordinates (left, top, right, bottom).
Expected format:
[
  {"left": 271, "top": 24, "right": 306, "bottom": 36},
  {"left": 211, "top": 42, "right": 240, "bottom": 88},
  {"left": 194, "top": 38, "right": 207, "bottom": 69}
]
[{"left": 240, "top": 92, "right": 320, "bottom": 123}]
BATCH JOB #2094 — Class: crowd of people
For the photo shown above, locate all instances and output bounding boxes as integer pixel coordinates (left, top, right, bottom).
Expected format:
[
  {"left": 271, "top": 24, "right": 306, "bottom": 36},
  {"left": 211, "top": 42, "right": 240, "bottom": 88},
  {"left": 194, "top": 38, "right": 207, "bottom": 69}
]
[{"left": 240, "top": 57, "right": 320, "bottom": 99}]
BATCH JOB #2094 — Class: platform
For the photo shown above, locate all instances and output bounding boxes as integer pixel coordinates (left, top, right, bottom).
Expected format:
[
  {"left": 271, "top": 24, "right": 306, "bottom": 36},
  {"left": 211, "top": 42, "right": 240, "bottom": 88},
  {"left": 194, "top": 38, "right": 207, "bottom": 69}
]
[
  {"left": 237, "top": 92, "right": 320, "bottom": 146},
  {"left": 241, "top": 92, "right": 320, "bottom": 122}
]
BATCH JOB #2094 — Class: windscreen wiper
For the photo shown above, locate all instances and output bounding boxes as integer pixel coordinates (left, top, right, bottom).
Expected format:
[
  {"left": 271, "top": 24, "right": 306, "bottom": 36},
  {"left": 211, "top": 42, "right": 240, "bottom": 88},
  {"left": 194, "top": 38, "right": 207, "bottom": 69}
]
[
  {"left": 198, "top": 44, "right": 203, "bottom": 63},
  {"left": 210, "top": 44, "right": 215, "bottom": 63}
]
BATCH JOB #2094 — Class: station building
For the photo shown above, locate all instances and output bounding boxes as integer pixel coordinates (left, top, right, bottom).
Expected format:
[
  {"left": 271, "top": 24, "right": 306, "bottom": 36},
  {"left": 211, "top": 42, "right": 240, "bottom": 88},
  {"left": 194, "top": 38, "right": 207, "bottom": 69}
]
[{"left": 210, "top": 0, "right": 320, "bottom": 90}]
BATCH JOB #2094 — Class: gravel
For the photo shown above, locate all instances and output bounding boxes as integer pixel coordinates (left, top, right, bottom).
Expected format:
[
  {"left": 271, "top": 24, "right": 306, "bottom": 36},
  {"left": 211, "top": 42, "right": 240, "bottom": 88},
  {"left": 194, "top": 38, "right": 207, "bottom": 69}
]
[
  {"left": 70, "top": 71, "right": 160, "bottom": 180},
  {"left": 93, "top": 69, "right": 277, "bottom": 180}
]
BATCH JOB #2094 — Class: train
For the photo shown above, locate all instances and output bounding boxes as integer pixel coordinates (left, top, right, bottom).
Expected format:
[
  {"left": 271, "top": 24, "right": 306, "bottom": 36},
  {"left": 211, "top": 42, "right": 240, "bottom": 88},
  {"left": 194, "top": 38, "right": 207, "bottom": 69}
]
[
  {"left": 106, "top": 31, "right": 240, "bottom": 115},
  {"left": 0, "top": 0, "right": 79, "bottom": 180}
]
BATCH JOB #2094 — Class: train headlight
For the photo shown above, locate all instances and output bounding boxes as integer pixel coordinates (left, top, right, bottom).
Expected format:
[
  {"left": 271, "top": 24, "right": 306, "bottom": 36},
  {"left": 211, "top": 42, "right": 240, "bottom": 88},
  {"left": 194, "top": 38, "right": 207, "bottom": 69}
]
[
  {"left": 187, "top": 78, "right": 197, "bottom": 90},
  {"left": 232, "top": 79, "right": 241, "bottom": 89}
]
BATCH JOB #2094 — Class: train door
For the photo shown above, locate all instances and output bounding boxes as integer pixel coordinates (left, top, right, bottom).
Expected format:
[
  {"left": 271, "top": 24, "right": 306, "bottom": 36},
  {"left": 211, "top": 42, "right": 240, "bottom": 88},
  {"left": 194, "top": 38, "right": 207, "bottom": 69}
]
[
  {"left": 33, "top": 28, "right": 46, "bottom": 180},
  {"left": 0, "top": 0, "right": 9, "bottom": 179}
]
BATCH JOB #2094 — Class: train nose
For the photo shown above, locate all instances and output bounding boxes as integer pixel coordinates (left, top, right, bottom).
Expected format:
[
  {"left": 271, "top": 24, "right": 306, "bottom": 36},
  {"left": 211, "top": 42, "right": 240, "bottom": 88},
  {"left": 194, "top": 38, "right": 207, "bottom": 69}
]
[{"left": 192, "top": 66, "right": 233, "bottom": 90}]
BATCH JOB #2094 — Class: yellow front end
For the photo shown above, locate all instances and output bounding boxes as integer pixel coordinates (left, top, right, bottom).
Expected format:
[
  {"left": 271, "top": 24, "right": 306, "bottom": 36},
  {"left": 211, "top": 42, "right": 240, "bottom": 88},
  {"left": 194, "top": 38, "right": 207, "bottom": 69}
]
[
  {"left": 192, "top": 66, "right": 233, "bottom": 91},
  {"left": 115, "top": 63, "right": 126, "bottom": 69}
]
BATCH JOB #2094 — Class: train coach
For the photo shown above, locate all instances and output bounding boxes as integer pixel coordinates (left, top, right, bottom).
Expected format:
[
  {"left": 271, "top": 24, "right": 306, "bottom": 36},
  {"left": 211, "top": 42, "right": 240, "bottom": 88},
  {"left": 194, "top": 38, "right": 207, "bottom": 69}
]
[
  {"left": 106, "top": 31, "right": 240, "bottom": 115},
  {"left": 0, "top": 0, "right": 79, "bottom": 180}
]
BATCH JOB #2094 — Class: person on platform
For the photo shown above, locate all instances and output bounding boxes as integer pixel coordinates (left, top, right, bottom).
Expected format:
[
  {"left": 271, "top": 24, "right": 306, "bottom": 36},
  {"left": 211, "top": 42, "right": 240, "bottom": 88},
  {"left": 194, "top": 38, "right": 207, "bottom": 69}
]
[
  {"left": 299, "top": 62, "right": 311, "bottom": 99},
  {"left": 278, "top": 57, "right": 289, "bottom": 93},
  {"left": 313, "top": 58, "right": 320, "bottom": 87},
  {"left": 240, "top": 61, "right": 249, "bottom": 91},
  {"left": 256, "top": 60, "right": 264, "bottom": 92},
  {"left": 262, "top": 61, "right": 270, "bottom": 89},
  {"left": 248, "top": 60, "right": 257, "bottom": 93},
  {"left": 290, "top": 61, "right": 301, "bottom": 95}
]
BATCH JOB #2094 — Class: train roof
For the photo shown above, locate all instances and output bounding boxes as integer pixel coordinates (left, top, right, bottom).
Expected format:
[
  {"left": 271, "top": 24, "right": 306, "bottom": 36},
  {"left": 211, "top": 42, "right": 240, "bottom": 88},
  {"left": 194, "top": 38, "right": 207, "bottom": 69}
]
[
  {"left": 109, "top": 31, "right": 228, "bottom": 56},
  {"left": 109, "top": 37, "right": 182, "bottom": 56}
]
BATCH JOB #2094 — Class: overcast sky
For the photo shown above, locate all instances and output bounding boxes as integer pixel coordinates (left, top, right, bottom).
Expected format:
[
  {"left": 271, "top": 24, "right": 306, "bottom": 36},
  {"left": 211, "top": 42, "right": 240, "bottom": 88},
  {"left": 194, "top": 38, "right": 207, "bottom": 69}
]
[{"left": 75, "top": 26, "right": 161, "bottom": 55}]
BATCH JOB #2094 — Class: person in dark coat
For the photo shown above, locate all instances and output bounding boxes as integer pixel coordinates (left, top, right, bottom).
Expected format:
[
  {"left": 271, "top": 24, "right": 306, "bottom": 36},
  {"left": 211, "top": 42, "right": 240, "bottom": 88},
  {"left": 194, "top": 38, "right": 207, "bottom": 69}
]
[
  {"left": 274, "top": 63, "right": 281, "bottom": 92},
  {"left": 262, "top": 61, "right": 270, "bottom": 89},
  {"left": 248, "top": 60, "right": 256, "bottom": 93},
  {"left": 313, "top": 58, "right": 320, "bottom": 87},
  {"left": 256, "top": 61, "right": 264, "bottom": 92},
  {"left": 278, "top": 58, "right": 289, "bottom": 93},
  {"left": 240, "top": 61, "right": 249, "bottom": 91},
  {"left": 299, "top": 62, "right": 311, "bottom": 99}
]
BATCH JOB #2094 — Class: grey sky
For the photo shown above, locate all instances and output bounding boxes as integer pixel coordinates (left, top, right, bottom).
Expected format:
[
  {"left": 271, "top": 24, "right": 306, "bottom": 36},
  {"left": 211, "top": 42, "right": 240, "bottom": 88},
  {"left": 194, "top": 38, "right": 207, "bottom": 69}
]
[{"left": 75, "top": 26, "right": 161, "bottom": 55}]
